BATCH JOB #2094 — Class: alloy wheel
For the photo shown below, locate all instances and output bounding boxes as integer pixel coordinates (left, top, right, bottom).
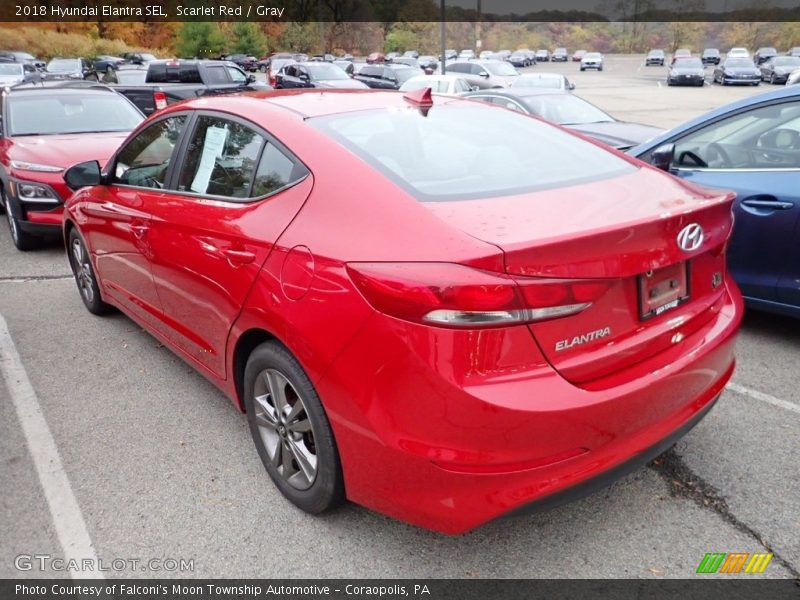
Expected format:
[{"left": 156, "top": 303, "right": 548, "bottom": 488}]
[
  {"left": 253, "top": 368, "right": 318, "bottom": 491},
  {"left": 71, "top": 237, "right": 95, "bottom": 304}
]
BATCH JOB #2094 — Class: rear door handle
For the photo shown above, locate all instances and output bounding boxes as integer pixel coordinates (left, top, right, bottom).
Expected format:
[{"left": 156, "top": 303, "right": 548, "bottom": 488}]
[
  {"left": 223, "top": 248, "right": 256, "bottom": 265},
  {"left": 130, "top": 223, "right": 149, "bottom": 239},
  {"left": 741, "top": 198, "right": 794, "bottom": 210}
]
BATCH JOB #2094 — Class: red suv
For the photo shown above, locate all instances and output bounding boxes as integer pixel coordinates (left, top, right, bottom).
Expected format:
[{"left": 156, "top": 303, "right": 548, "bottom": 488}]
[
  {"left": 62, "top": 90, "right": 742, "bottom": 533},
  {"left": 0, "top": 84, "right": 143, "bottom": 250}
]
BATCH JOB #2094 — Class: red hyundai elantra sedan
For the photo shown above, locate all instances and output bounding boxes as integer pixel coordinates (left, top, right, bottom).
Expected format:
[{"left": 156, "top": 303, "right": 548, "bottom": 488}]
[{"left": 62, "top": 89, "right": 742, "bottom": 534}]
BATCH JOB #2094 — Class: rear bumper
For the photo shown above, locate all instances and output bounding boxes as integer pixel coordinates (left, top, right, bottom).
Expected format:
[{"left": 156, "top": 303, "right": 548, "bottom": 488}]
[
  {"left": 318, "top": 279, "right": 743, "bottom": 534},
  {"left": 505, "top": 390, "right": 719, "bottom": 518},
  {"left": 722, "top": 77, "right": 760, "bottom": 84}
]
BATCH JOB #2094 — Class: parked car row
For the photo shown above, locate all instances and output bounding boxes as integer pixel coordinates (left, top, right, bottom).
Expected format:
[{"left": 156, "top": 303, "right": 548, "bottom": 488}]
[{"left": 664, "top": 54, "right": 800, "bottom": 87}]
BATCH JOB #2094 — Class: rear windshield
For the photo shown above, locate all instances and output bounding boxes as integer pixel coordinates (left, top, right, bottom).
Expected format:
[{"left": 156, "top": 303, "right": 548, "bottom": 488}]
[
  {"left": 8, "top": 93, "right": 144, "bottom": 136},
  {"left": 310, "top": 104, "right": 634, "bottom": 201}
]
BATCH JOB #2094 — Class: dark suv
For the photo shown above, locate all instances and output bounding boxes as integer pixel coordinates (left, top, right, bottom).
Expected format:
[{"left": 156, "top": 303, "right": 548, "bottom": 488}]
[
  {"left": 701, "top": 49, "right": 721, "bottom": 65},
  {"left": 353, "top": 64, "right": 422, "bottom": 89}
]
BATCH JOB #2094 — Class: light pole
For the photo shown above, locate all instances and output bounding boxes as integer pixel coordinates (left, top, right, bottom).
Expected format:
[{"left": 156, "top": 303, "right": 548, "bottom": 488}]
[{"left": 440, "top": 0, "right": 446, "bottom": 74}]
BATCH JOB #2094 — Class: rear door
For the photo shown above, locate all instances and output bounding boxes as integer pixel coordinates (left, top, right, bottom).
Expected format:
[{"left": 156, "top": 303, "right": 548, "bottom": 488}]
[
  {"left": 666, "top": 99, "right": 800, "bottom": 304},
  {"left": 147, "top": 112, "right": 312, "bottom": 378}
]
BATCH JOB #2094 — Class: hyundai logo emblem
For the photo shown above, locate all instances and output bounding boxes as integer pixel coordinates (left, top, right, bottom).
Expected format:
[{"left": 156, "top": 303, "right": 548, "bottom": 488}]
[{"left": 677, "top": 223, "right": 704, "bottom": 252}]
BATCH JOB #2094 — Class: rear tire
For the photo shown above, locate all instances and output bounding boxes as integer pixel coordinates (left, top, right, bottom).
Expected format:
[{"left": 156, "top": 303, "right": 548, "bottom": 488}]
[{"left": 244, "top": 341, "right": 344, "bottom": 514}]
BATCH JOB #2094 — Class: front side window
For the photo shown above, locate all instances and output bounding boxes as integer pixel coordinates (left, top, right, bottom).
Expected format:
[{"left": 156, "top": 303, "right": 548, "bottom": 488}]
[
  {"left": 226, "top": 66, "right": 247, "bottom": 83},
  {"left": 177, "top": 116, "right": 264, "bottom": 199},
  {"left": 114, "top": 115, "right": 188, "bottom": 188},
  {"left": 673, "top": 101, "right": 800, "bottom": 170}
]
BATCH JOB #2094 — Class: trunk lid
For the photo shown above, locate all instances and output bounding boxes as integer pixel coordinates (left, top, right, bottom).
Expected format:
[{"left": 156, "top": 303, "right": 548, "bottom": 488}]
[{"left": 425, "top": 166, "right": 735, "bottom": 384}]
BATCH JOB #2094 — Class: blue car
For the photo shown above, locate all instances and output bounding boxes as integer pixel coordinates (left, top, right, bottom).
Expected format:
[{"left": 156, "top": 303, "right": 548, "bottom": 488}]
[{"left": 630, "top": 85, "right": 800, "bottom": 319}]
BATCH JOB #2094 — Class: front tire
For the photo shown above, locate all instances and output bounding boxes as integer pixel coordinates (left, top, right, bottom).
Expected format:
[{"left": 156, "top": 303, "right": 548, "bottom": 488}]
[
  {"left": 244, "top": 341, "right": 344, "bottom": 514},
  {"left": 67, "top": 228, "right": 111, "bottom": 315},
  {"left": 4, "top": 190, "right": 39, "bottom": 251}
]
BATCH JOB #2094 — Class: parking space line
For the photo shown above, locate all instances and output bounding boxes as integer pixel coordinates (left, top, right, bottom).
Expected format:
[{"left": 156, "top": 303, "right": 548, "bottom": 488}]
[
  {"left": 727, "top": 382, "right": 800, "bottom": 415},
  {"left": 0, "top": 311, "right": 102, "bottom": 580}
]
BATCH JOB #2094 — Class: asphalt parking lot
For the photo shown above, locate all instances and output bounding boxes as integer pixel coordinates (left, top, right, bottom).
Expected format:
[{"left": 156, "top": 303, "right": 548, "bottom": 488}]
[{"left": 1, "top": 55, "right": 798, "bottom": 580}]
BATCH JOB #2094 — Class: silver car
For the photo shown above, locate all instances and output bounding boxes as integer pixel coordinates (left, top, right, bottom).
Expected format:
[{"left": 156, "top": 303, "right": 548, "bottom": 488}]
[
  {"left": 444, "top": 59, "right": 519, "bottom": 89},
  {"left": 580, "top": 52, "right": 604, "bottom": 71}
]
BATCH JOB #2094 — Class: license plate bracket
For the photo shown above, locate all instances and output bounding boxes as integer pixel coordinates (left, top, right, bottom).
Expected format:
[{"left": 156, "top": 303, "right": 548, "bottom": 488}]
[{"left": 638, "top": 262, "right": 690, "bottom": 321}]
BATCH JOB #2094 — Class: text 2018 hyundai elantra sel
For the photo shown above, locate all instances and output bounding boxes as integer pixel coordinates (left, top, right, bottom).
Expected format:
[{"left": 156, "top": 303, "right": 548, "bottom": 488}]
[{"left": 62, "top": 90, "right": 742, "bottom": 534}]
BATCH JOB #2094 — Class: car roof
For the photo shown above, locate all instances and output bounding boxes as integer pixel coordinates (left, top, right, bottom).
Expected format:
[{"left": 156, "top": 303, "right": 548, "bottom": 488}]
[
  {"left": 630, "top": 85, "right": 800, "bottom": 156},
  {"left": 3, "top": 84, "right": 118, "bottom": 96}
]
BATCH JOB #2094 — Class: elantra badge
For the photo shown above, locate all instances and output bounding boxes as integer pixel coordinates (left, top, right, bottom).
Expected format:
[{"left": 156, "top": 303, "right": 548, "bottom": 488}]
[
  {"left": 556, "top": 327, "right": 611, "bottom": 352},
  {"left": 677, "top": 223, "right": 704, "bottom": 252}
]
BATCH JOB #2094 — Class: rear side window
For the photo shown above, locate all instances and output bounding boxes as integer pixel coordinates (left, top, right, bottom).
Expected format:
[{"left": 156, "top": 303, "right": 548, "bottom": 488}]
[
  {"left": 178, "top": 116, "right": 263, "bottom": 198},
  {"left": 311, "top": 105, "right": 635, "bottom": 201},
  {"left": 114, "top": 115, "right": 188, "bottom": 188},
  {"left": 204, "top": 66, "right": 228, "bottom": 85}
]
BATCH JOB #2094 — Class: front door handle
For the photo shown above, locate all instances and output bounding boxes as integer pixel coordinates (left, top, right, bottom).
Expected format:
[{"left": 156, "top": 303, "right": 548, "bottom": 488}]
[{"left": 223, "top": 248, "right": 256, "bottom": 266}]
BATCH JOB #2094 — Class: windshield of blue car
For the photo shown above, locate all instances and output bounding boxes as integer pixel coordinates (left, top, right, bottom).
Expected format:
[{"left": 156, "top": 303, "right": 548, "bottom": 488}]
[
  {"left": 46, "top": 59, "right": 80, "bottom": 73},
  {"left": 674, "top": 58, "right": 703, "bottom": 68},
  {"left": 485, "top": 62, "right": 518, "bottom": 76},
  {"left": 725, "top": 59, "right": 755, "bottom": 68},
  {"left": 311, "top": 104, "right": 634, "bottom": 201},
  {"left": 524, "top": 94, "right": 614, "bottom": 125},
  {"left": 306, "top": 64, "right": 349, "bottom": 80},
  {"left": 7, "top": 93, "right": 144, "bottom": 136}
]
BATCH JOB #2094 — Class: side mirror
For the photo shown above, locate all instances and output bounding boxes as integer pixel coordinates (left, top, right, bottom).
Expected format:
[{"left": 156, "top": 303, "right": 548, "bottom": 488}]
[
  {"left": 651, "top": 143, "right": 675, "bottom": 172},
  {"left": 65, "top": 160, "right": 102, "bottom": 190},
  {"left": 246, "top": 74, "right": 256, "bottom": 84},
  {"left": 568, "top": 81, "right": 576, "bottom": 90},
  {"left": 479, "top": 71, "right": 489, "bottom": 78}
]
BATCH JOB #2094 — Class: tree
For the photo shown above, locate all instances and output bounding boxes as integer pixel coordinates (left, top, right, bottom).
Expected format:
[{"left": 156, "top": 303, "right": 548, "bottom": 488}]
[
  {"left": 278, "top": 22, "right": 320, "bottom": 53},
  {"left": 384, "top": 26, "right": 420, "bottom": 53},
  {"left": 230, "top": 23, "right": 268, "bottom": 56},
  {"left": 176, "top": 23, "right": 226, "bottom": 59}
]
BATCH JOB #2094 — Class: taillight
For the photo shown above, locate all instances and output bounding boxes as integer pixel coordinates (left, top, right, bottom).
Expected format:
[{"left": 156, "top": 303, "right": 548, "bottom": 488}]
[
  {"left": 347, "top": 263, "right": 608, "bottom": 328},
  {"left": 153, "top": 91, "right": 167, "bottom": 111}
]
